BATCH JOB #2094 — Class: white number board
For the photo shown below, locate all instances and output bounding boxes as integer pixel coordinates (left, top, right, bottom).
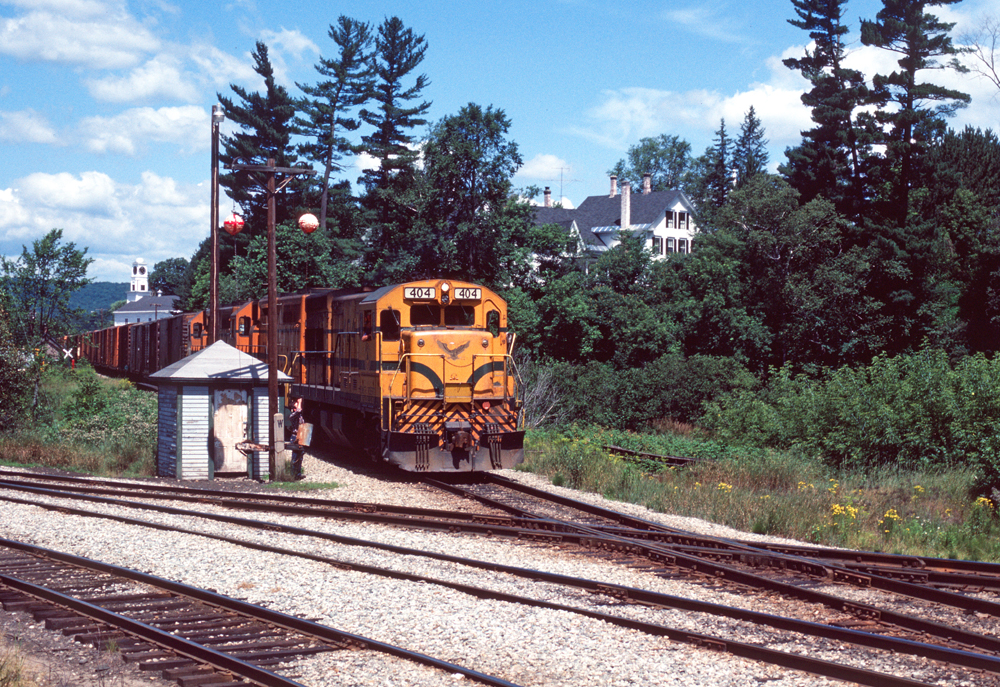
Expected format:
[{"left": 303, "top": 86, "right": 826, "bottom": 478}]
[
  {"left": 454, "top": 287, "right": 482, "bottom": 300},
  {"left": 403, "top": 286, "right": 436, "bottom": 299}
]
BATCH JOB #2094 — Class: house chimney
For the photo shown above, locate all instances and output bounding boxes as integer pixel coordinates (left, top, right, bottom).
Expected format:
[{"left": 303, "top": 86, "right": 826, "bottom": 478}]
[
  {"left": 610, "top": 175, "right": 618, "bottom": 197},
  {"left": 544, "top": 186, "right": 552, "bottom": 208},
  {"left": 643, "top": 173, "right": 651, "bottom": 195},
  {"left": 621, "top": 180, "right": 631, "bottom": 229}
]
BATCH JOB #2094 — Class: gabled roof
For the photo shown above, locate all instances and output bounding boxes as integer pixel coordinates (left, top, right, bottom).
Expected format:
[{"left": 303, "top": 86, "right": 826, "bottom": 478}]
[
  {"left": 533, "top": 189, "right": 696, "bottom": 251},
  {"left": 150, "top": 340, "right": 291, "bottom": 383},
  {"left": 114, "top": 294, "right": 180, "bottom": 314},
  {"left": 574, "top": 189, "right": 690, "bottom": 230}
]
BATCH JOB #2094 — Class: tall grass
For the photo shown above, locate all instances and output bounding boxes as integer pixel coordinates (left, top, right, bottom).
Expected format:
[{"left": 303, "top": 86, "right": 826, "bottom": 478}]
[
  {"left": 0, "top": 642, "right": 35, "bottom": 687},
  {"left": 521, "top": 427, "right": 1000, "bottom": 561},
  {"left": 0, "top": 361, "right": 156, "bottom": 477}
]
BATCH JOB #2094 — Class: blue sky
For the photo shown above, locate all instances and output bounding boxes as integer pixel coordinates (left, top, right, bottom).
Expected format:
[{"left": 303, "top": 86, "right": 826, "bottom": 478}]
[{"left": 2, "top": 0, "right": 999, "bottom": 282}]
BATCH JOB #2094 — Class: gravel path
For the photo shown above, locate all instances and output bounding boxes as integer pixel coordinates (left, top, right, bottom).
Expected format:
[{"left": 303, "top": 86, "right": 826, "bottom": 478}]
[{"left": 0, "top": 456, "right": 987, "bottom": 687}]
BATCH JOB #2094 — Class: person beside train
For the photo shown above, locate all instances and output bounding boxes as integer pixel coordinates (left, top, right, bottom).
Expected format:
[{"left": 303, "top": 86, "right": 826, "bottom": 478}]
[{"left": 286, "top": 397, "right": 305, "bottom": 481}]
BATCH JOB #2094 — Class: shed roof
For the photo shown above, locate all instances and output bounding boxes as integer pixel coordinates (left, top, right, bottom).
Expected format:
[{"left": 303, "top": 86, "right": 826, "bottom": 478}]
[{"left": 150, "top": 340, "right": 291, "bottom": 383}]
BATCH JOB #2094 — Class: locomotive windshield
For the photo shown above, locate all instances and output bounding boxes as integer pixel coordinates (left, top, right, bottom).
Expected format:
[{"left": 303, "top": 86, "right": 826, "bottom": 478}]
[
  {"left": 444, "top": 305, "right": 476, "bottom": 326},
  {"left": 410, "top": 304, "right": 439, "bottom": 325}
]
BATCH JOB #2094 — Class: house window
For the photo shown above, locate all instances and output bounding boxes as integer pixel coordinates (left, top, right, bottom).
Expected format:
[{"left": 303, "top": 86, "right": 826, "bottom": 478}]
[
  {"left": 666, "top": 238, "right": 676, "bottom": 253},
  {"left": 678, "top": 239, "right": 688, "bottom": 254},
  {"left": 238, "top": 316, "right": 251, "bottom": 336},
  {"left": 652, "top": 237, "right": 663, "bottom": 255},
  {"left": 677, "top": 212, "right": 688, "bottom": 231}
]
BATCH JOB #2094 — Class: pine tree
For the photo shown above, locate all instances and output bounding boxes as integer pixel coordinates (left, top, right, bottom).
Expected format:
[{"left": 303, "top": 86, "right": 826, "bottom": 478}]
[
  {"left": 781, "top": 0, "right": 868, "bottom": 214},
  {"left": 359, "top": 16, "right": 431, "bottom": 270},
  {"left": 707, "top": 119, "right": 733, "bottom": 211},
  {"left": 296, "top": 17, "right": 374, "bottom": 233},
  {"left": 732, "top": 107, "right": 769, "bottom": 189},
  {"left": 218, "top": 41, "right": 303, "bottom": 235},
  {"left": 861, "top": 0, "right": 970, "bottom": 226}
]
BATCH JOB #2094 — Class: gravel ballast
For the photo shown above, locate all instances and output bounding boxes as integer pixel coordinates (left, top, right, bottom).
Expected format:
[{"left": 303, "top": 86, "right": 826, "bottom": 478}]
[{"left": 0, "top": 458, "right": 986, "bottom": 686}]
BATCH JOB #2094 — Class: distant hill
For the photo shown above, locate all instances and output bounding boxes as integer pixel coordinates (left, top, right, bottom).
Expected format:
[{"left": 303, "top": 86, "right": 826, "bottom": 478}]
[{"left": 70, "top": 282, "right": 128, "bottom": 313}]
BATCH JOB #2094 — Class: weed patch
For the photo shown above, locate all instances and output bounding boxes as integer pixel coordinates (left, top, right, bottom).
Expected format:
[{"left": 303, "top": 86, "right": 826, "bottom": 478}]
[{"left": 524, "top": 427, "right": 1000, "bottom": 561}]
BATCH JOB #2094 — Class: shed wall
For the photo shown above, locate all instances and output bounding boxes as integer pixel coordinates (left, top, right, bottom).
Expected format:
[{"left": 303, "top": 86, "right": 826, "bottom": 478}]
[
  {"left": 251, "top": 388, "right": 270, "bottom": 480},
  {"left": 180, "top": 385, "right": 212, "bottom": 480},
  {"left": 156, "top": 386, "right": 178, "bottom": 477}
]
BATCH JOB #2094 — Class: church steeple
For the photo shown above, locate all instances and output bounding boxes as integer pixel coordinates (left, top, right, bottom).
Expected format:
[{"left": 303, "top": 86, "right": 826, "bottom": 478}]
[{"left": 128, "top": 258, "right": 149, "bottom": 303}]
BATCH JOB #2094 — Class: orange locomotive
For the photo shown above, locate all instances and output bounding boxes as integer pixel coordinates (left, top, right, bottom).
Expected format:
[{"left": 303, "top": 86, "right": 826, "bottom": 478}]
[{"left": 290, "top": 279, "right": 524, "bottom": 471}]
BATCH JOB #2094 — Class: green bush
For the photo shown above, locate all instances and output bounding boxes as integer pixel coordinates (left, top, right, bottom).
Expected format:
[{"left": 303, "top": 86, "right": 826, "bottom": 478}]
[
  {"left": 6, "top": 362, "right": 158, "bottom": 476},
  {"left": 706, "top": 349, "right": 1000, "bottom": 492},
  {"left": 553, "top": 354, "right": 757, "bottom": 431}
]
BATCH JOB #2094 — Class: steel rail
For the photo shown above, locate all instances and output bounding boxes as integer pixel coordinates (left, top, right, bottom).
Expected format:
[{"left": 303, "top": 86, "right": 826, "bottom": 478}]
[
  {"left": 473, "top": 474, "right": 1000, "bottom": 608},
  {"left": 0, "top": 572, "right": 308, "bottom": 687},
  {"left": 0, "top": 537, "right": 523, "bottom": 687},
  {"left": 0, "top": 504, "right": 976, "bottom": 686},
  {"left": 5, "top": 477, "right": 1000, "bottom": 655},
  {"left": 5, "top": 474, "right": 1000, "bottom": 637},
  {"left": 2, "top": 491, "right": 1000, "bottom": 679},
  {"left": 6, "top": 469, "right": 997, "bottom": 579}
]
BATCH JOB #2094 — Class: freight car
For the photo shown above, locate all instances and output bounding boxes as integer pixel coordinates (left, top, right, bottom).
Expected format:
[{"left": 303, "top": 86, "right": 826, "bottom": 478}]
[{"left": 69, "top": 279, "right": 525, "bottom": 473}]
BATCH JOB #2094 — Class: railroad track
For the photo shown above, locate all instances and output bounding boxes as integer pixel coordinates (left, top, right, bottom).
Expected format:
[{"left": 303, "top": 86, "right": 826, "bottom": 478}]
[
  {"left": 0, "top": 537, "right": 523, "bottom": 687},
  {"left": 2, "top": 470, "right": 1000, "bottom": 685}
]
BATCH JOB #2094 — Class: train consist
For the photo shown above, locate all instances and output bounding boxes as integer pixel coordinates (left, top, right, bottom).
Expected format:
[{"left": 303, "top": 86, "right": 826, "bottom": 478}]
[{"left": 70, "top": 280, "right": 525, "bottom": 472}]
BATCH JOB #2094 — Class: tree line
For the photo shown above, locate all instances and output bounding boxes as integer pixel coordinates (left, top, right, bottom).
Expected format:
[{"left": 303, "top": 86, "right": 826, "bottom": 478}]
[{"left": 4, "top": 1, "right": 1000, "bottom": 440}]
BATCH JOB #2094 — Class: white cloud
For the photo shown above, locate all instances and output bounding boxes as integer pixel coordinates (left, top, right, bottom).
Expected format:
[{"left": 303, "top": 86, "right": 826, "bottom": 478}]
[
  {"left": 661, "top": 4, "right": 752, "bottom": 45},
  {"left": 18, "top": 171, "right": 118, "bottom": 215},
  {"left": 260, "top": 28, "right": 319, "bottom": 60},
  {"left": 518, "top": 154, "right": 571, "bottom": 181},
  {"left": 78, "top": 105, "right": 207, "bottom": 155},
  {"left": 0, "top": 169, "right": 211, "bottom": 281},
  {"left": 0, "top": 4, "right": 159, "bottom": 69},
  {"left": 1, "top": 0, "right": 114, "bottom": 18},
  {"left": 188, "top": 44, "right": 262, "bottom": 90},
  {"left": 86, "top": 55, "right": 199, "bottom": 103},
  {"left": 0, "top": 110, "right": 59, "bottom": 144}
]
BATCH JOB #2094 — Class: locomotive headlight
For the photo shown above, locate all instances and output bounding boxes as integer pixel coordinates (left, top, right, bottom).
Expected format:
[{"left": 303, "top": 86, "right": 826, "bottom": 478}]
[
  {"left": 440, "top": 282, "right": 450, "bottom": 293},
  {"left": 417, "top": 338, "right": 425, "bottom": 348},
  {"left": 482, "top": 338, "right": 489, "bottom": 348}
]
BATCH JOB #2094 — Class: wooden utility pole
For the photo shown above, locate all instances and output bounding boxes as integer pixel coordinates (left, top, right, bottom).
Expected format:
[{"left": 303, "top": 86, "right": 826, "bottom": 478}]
[{"left": 227, "top": 158, "right": 314, "bottom": 479}]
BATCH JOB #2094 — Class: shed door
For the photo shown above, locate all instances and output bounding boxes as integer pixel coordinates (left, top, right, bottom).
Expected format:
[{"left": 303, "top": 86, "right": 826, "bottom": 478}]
[{"left": 213, "top": 388, "right": 248, "bottom": 473}]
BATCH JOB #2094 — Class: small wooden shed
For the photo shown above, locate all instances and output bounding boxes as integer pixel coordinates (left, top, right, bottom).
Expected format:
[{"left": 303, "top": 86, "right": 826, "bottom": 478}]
[{"left": 150, "top": 341, "right": 291, "bottom": 480}]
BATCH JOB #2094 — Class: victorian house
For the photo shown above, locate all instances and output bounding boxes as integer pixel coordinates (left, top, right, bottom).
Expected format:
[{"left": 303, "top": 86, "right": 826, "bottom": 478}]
[{"left": 533, "top": 175, "right": 699, "bottom": 260}]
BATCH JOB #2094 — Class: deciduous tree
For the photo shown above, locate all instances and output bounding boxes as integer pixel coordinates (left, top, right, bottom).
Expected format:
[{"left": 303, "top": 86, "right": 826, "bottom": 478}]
[
  {"left": 1, "top": 229, "right": 93, "bottom": 343},
  {"left": 417, "top": 103, "right": 529, "bottom": 285},
  {"left": 608, "top": 134, "right": 692, "bottom": 192}
]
